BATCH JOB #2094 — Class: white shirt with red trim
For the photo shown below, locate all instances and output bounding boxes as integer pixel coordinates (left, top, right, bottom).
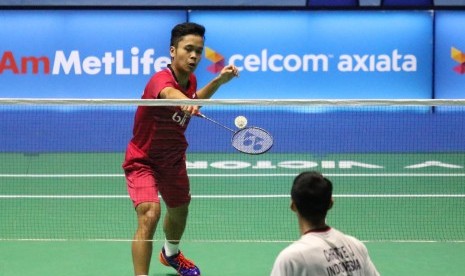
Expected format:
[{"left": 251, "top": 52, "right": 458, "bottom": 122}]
[{"left": 270, "top": 227, "right": 380, "bottom": 276}]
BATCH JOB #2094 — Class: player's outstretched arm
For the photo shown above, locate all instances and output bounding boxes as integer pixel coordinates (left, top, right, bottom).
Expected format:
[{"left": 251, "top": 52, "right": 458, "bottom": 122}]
[
  {"left": 159, "top": 87, "right": 200, "bottom": 115},
  {"left": 159, "top": 87, "right": 191, "bottom": 100},
  {"left": 196, "top": 64, "right": 239, "bottom": 99}
]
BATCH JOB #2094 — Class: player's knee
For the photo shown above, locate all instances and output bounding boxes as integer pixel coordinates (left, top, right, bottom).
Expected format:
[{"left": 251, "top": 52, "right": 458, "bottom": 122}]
[
  {"left": 144, "top": 208, "right": 160, "bottom": 224},
  {"left": 137, "top": 203, "right": 161, "bottom": 229}
]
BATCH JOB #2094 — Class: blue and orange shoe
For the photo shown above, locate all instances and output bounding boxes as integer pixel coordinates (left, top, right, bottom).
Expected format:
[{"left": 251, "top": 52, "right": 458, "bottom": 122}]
[{"left": 159, "top": 247, "right": 201, "bottom": 276}]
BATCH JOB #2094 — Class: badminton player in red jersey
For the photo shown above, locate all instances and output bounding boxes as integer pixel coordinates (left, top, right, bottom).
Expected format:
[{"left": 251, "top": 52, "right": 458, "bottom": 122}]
[{"left": 122, "top": 22, "right": 238, "bottom": 276}]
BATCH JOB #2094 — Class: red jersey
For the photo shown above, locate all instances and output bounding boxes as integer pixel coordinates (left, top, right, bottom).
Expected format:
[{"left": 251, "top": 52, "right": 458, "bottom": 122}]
[{"left": 123, "top": 67, "right": 198, "bottom": 167}]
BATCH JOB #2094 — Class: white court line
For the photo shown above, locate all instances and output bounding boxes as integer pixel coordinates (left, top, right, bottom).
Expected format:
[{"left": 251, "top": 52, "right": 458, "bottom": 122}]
[
  {"left": 2, "top": 173, "right": 465, "bottom": 177},
  {"left": 1, "top": 194, "right": 464, "bottom": 199},
  {"left": 2, "top": 174, "right": 464, "bottom": 198},
  {"left": 0, "top": 238, "right": 464, "bottom": 243}
]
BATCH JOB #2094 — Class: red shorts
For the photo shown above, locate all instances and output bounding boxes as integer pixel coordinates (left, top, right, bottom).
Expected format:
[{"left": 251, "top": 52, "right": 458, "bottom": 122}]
[{"left": 123, "top": 146, "right": 191, "bottom": 208}]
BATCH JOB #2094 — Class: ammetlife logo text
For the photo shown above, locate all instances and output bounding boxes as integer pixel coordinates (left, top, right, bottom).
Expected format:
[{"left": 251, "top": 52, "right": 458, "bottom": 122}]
[
  {"left": 0, "top": 47, "right": 169, "bottom": 75},
  {"left": 209, "top": 48, "right": 418, "bottom": 73}
]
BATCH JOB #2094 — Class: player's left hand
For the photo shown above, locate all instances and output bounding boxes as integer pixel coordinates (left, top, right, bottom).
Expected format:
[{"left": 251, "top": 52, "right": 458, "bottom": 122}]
[{"left": 217, "top": 64, "right": 239, "bottom": 85}]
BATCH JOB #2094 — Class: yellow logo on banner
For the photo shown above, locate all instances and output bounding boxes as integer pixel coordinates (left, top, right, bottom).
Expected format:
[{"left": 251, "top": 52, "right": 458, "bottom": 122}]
[
  {"left": 451, "top": 47, "right": 465, "bottom": 74},
  {"left": 205, "top": 47, "right": 225, "bottom": 74}
]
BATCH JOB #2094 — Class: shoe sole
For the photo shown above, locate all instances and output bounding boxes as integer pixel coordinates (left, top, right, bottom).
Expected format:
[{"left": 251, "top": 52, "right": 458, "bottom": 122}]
[
  {"left": 159, "top": 251, "right": 201, "bottom": 276},
  {"left": 159, "top": 252, "right": 170, "bottom": 267}
]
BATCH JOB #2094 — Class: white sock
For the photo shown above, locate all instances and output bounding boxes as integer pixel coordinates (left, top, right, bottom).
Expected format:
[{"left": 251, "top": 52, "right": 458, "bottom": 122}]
[{"left": 164, "top": 241, "right": 179, "bottom": 257}]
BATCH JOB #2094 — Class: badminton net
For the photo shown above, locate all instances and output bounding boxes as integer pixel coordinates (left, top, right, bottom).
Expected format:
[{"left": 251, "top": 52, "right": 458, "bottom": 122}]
[{"left": 0, "top": 98, "right": 464, "bottom": 242}]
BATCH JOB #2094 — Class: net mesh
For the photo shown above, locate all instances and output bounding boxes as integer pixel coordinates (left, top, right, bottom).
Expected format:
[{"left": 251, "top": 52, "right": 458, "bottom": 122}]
[{"left": 0, "top": 99, "right": 464, "bottom": 242}]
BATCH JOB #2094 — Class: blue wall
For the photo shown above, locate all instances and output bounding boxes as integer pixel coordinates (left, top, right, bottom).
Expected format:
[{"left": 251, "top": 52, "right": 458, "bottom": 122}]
[
  {"left": 1, "top": 109, "right": 464, "bottom": 153},
  {"left": 1, "top": 9, "right": 464, "bottom": 154}
]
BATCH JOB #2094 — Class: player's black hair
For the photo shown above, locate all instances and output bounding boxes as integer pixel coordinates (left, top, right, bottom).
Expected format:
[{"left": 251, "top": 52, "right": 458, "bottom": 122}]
[
  {"left": 291, "top": 171, "right": 333, "bottom": 223},
  {"left": 170, "top": 22, "right": 206, "bottom": 47}
]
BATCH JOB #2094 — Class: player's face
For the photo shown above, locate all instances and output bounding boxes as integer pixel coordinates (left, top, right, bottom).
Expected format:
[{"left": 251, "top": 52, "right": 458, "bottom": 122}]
[{"left": 170, "top": 34, "right": 204, "bottom": 75}]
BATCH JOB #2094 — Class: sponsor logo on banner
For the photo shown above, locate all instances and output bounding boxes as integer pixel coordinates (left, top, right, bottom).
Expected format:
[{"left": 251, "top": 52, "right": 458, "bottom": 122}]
[
  {"left": 204, "top": 47, "right": 225, "bottom": 74},
  {"left": 205, "top": 48, "right": 417, "bottom": 74},
  {"left": 451, "top": 47, "right": 465, "bottom": 75},
  {"left": 0, "top": 47, "right": 170, "bottom": 76}
]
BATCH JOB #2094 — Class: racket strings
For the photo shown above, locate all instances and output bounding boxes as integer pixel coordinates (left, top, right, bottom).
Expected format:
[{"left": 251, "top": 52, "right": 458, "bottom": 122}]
[{"left": 232, "top": 127, "right": 273, "bottom": 154}]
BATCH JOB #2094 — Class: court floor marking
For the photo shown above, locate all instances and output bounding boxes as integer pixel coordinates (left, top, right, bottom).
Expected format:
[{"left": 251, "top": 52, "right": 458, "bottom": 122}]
[
  {"left": 0, "top": 238, "right": 464, "bottom": 243},
  {"left": 2, "top": 173, "right": 464, "bottom": 198}
]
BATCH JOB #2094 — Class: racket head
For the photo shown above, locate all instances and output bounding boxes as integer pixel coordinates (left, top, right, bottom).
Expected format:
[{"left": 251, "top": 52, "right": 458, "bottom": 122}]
[{"left": 231, "top": 127, "right": 273, "bottom": 155}]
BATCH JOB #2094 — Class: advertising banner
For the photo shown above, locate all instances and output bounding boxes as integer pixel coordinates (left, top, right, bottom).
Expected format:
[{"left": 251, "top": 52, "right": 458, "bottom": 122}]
[
  {"left": 434, "top": 11, "right": 465, "bottom": 99},
  {"left": 191, "top": 11, "right": 433, "bottom": 99},
  {"left": 0, "top": 10, "right": 433, "bottom": 99},
  {"left": 0, "top": 10, "right": 185, "bottom": 98}
]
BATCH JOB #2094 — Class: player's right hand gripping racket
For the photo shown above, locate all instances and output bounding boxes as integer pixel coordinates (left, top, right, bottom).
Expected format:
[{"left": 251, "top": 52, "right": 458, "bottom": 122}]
[{"left": 196, "top": 113, "right": 273, "bottom": 155}]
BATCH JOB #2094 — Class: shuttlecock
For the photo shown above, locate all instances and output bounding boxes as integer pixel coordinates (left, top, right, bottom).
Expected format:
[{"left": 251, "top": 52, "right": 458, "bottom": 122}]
[{"left": 234, "top": 116, "right": 248, "bottom": 129}]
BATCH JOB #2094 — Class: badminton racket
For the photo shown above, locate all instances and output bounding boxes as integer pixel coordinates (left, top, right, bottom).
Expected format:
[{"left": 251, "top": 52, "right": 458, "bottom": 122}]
[{"left": 196, "top": 113, "right": 273, "bottom": 155}]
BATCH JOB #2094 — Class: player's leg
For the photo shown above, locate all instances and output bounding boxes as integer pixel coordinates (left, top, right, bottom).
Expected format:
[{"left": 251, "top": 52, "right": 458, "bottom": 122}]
[
  {"left": 163, "top": 203, "right": 189, "bottom": 247},
  {"left": 124, "top": 159, "right": 161, "bottom": 276},
  {"left": 133, "top": 202, "right": 161, "bottom": 275},
  {"left": 159, "top": 203, "right": 200, "bottom": 276},
  {"left": 157, "top": 166, "right": 200, "bottom": 275},
  {"left": 157, "top": 164, "right": 191, "bottom": 250}
]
